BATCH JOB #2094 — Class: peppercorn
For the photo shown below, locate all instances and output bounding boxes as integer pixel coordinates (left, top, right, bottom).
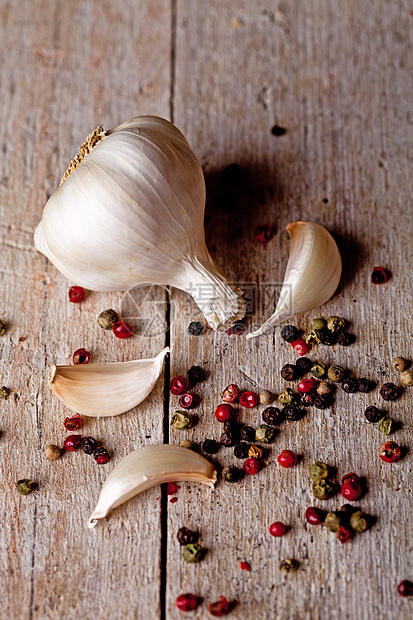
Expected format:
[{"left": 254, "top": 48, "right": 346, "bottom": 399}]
[
  {"left": 80, "top": 436, "right": 99, "bottom": 455},
  {"left": 317, "top": 381, "right": 332, "bottom": 396},
  {"left": 327, "top": 365, "right": 345, "bottom": 382},
  {"left": 0, "top": 319, "right": 6, "bottom": 335},
  {"left": 358, "top": 378, "right": 375, "bottom": 393},
  {"left": 337, "top": 331, "right": 355, "bottom": 346},
  {"left": 220, "top": 384, "right": 239, "bottom": 403},
  {"left": 170, "top": 376, "right": 187, "bottom": 395},
  {"left": 262, "top": 406, "right": 283, "bottom": 426},
  {"left": 182, "top": 543, "right": 205, "bottom": 563},
  {"left": 215, "top": 404, "right": 234, "bottom": 422},
  {"left": 222, "top": 465, "right": 242, "bottom": 482},
  {"left": 341, "top": 377, "right": 358, "bottom": 393},
  {"left": 248, "top": 445, "right": 265, "bottom": 460},
  {"left": 291, "top": 338, "right": 311, "bottom": 355},
  {"left": 310, "top": 318, "right": 327, "bottom": 332},
  {"left": 280, "top": 559, "right": 300, "bottom": 573},
  {"left": 187, "top": 365, "right": 206, "bottom": 386},
  {"left": 364, "top": 405, "right": 383, "bottom": 423},
  {"left": 269, "top": 521, "right": 287, "bottom": 537},
  {"left": 305, "top": 506, "right": 327, "bottom": 525},
  {"left": 392, "top": 356, "right": 408, "bottom": 372},
  {"left": 254, "top": 224, "right": 272, "bottom": 243},
  {"left": 400, "top": 370, "right": 413, "bottom": 386},
  {"left": 223, "top": 418, "right": 241, "bottom": 436},
  {"left": 44, "top": 444, "right": 61, "bottom": 460},
  {"left": 379, "top": 441, "right": 401, "bottom": 463},
  {"left": 179, "top": 391, "right": 199, "bottom": 409},
  {"left": 188, "top": 321, "right": 204, "bottom": 336},
  {"left": 301, "top": 392, "right": 316, "bottom": 407},
  {"left": 298, "top": 378, "right": 318, "bottom": 393},
  {"left": 64, "top": 435, "right": 83, "bottom": 451},
  {"left": 239, "top": 391, "right": 259, "bottom": 408},
  {"left": 311, "top": 362, "right": 327, "bottom": 379},
  {"left": 243, "top": 457, "right": 260, "bottom": 475},
  {"left": 73, "top": 348, "right": 90, "bottom": 364},
  {"left": 179, "top": 440, "right": 197, "bottom": 450},
  {"left": 172, "top": 410, "right": 192, "bottom": 429},
  {"left": 281, "top": 325, "right": 299, "bottom": 343},
  {"left": 397, "top": 580, "right": 413, "bottom": 597},
  {"left": 202, "top": 439, "right": 220, "bottom": 454},
  {"left": 177, "top": 527, "right": 198, "bottom": 545},
  {"left": 93, "top": 447, "right": 110, "bottom": 464},
  {"left": 341, "top": 476, "right": 362, "bottom": 501},
  {"left": 255, "top": 424, "right": 276, "bottom": 443},
  {"left": 325, "top": 511, "right": 343, "bottom": 533},
  {"left": 97, "top": 309, "right": 118, "bottom": 330},
  {"left": 296, "top": 356, "right": 313, "bottom": 374},
  {"left": 377, "top": 416, "right": 396, "bottom": 435},
  {"left": 337, "top": 526, "right": 352, "bottom": 543},
  {"left": 278, "top": 388, "right": 297, "bottom": 407},
  {"left": 340, "top": 503, "right": 358, "bottom": 516},
  {"left": 277, "top": 449, "right": 297, "bottom": 468},
  {"left": 208, "top": 595, "right": 231, "bottom": 617},
  {"left": 327, "top": 316, "right": 347, "bottom": 333},
  {"left": 371, "top": 266, "right": 389, "bottom": 284},
  {"left": 68, "top": 286, "right": 85, "bottom": 303},
  {"left": 259, "top": 390, "right": 274, "bottom": 405},
  {"left": 220, "top": 430, "right": 237, "bottom": 447},
  {"left": 321, "top": 330, "right": 337, "bottom": 346},
  {"left": 63, "top": 414, "right": 82, "bottom": 431},
  {"left": 16, "top": 479, "right": 34, "bottom": 495},
  {"left": 175, "top": 593, "right": 198, "bottom": 612},
  {"left": 240, "top": 425, "right": 255, "bottom": 442},
  {"left": 0, "top": 386, "right": 10, "bottom": 400},
  {"left": 380, "top": 382, "right": 399, "bottom": 401},
  {"left": 226, "top": 320, "right": 246, "bottom": 336},
  {"left": 234, "top": 442, "right": 250, "bottom": 459},
  {"left": 312, "top": 479, "right": 335, "bottom": 500},
  {"left": 305, "top": 330, "right": 324, "bottom": 346},
  {"left": 309, "top": 462, "right": 330, "bottom": 481},
  {"left": 282, "top": 405, "right": 302, "bottom": 421},
  {"left": 314, "top": 394, "right": 333, "bottom": 409},
  {"left": 350, "top": 510, "right": 369, "bottom": 533}
]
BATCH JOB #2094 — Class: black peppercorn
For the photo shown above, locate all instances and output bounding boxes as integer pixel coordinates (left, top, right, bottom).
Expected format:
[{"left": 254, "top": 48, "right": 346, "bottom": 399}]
[
  {"left": 240, "top": 425, "right": 255, "bottom": 442},
  {"left": 295, "top": 357, "right": 313, "bottom": 374},
  {"left": 321, "top": 330, "right": 337, "bottom": 346},
  {"left": 281, "top": 363, "right": 298, "bottom": 381},
  {"left": 262, "top": 406, "right": 283, "bottom": 426},
  {"left": 364, "top": 405, "right": 383, "bottom": 423},
  {"left": 223, "top": 418, "right": 241, "bottom": 437},
  {"left": 301, "top": 392, "right": 316, "bottom": 407},
  {"left": 222, "top": 465, "right": 242, "bottom": 482},
  {"left": 371, "top": 266, "right": 389, "bottom": 284},
  {"left": 202, "top": 439, "right": 220, "bottom": 454},
  {"left": 280, "top": 325, "right": 299, "bottom": 342},
  {"left": 283, "top": 405, "right": 302, "bottom": 421},
  {"left": 341, "top": 377, "right": 358, "bottom": 393},
  {"left": 234, "top": 442, "right": 250, "bottom": 459},
  {"left": 337, "top": 331, "right": 355, "bottom": 346},
  {"left": 80, "top": 436, "right": 99, "bottom": 455},
  {"left": 188, "top": 321, "right": 204, "bottom": 336},
  {"left": 379, "top": 382, "right": 399, "bottom": 401},
  {"left": 187, "top": 365, "right": 206, "bottom": 386},
  {"left": 220, "top": 430, "right": 237, "bottom": 447},
  {"left": 314, "top": 393, "right": 334, "bottom": 409},
  {"left": 358, "top": 378, "right": 375, "bottom": 393},
  {"left": 177, "top": 527, "right": 198, "bottom": 545}
]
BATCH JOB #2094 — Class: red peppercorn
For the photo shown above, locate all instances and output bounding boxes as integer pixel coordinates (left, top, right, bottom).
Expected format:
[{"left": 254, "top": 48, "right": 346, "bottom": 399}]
[
  {"left": 179, "top": 391, "right": 198, "bottom": 409},
  {"left": 208, "top": 596, "right": 231, "bottom": 617},
  {"left": 341, "top": 472, "right": 360, "bottom": 484},
  {"left": 226, "top": 320, "right": 246, "bottom": 336},
  {"left": 341, "top": 478, "right": 362, "bottom": 501},
  {"left": 64, "top": 435, "right": 83, "bottom": 451},
  {"left": 337, "top": 526, "right": 352, "bottom": 543},
  {"left": 291, "top": 338, "right": 311, "bottom": 355},
  {"left": 371, "top": 266, "right": 389, "bottom": 284},
  {"left": 64, "top": 414, "right": 82, "bottom": 431},
  {"left": 175, "top": 593, "right": 198, "bottom": 612},
  {"left": 215, "top": 403, "right": 234, "bottom": 422},
  {"left": 112, "top": 321, "right": 133, "bottom": 338},
  {"left": 68, "top": 286, "right": 85, "bottom": 303},
  {"left": 269, "top": 521, "right": 286, "bottom": 537},
  {"left": 221, "top": 384, "right": 239, "bottom": 403},
  {"left": 305, "top": 506, "right": 327, "bottom": 525},
  {"left": 254, "top": 225, "right": 272, "bottom": 244},
  {"left": 277, "top": 449, "right": 297, "bottom": 468},
  {"left": 170, "top": 376, "right": 187, "bottom": 395},
  {"left": 397, "top": 580, "right": 413, "bottom": 597},
  {"left": 298, "top": 378, "right": 318, "bottom": 393},
  {"left": 167, "top": 482, "right": 180, "bottom": 495},
  {"left": 93, "top": 447, "right": 110, "bottom": 464},
  {"left": 379, "top": 441, "right": 402, "bottom": 463},
  {"left": 72, "top": 348, "right": 90, "bottom": 364},
  {"left": 240, "top": 561, "right": 251, "bottom": 571},
  {"left": 243, "top": 458, "right": 260, "bottom": 475},
  {"left": 239, "top": 391, "right": 259, "bottom": 408}
]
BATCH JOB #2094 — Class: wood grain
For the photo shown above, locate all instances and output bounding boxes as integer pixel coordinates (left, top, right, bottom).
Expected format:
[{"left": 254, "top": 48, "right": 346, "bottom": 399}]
[{"left": 1, "top": 1, "right": 412, "bottom": 619}]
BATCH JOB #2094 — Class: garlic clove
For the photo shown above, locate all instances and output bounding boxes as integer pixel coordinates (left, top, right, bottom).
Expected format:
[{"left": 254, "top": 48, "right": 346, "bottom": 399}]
[
  {"left": 49, "top": 347, "right": 170, "bottom": 417},
  {"left": 88, "top": 444, "right": 217, "bottom": 528},
  {"left": 247, "top": 221, "right": 342, "bottom": 338}
]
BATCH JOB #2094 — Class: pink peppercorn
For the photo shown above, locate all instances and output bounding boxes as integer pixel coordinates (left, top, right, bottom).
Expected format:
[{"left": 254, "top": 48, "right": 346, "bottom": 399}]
[
  {"left": 277, "top": 450, "right": 297, "bottom": 468},
  {"left": 240, "top": 561, "right": 251, "bottom": 571},
  {"left": 269, "top": 521, "right": 287, "bottom": 537},
  {"left": 337, "top": 526, "right": 352, "bottom": 543},
  {"left": 254, "top": 225, "right": 272, "bottom": 244},
  {"left": 208, "top": 596, "right": 231, "bottom": 617},
  {"left": 170, "top": 376, "right": 187, "bottom": 395},
  {"left": 72, "top": 348, "right": 90, "bottom": 364},
  {"left": 175, "top": 593, "right": 198, "bottom": 612},
  {"left": 221, "top": 384, "right": 239, "bottom": 403},
  {"left": 112, "top": 321, "right": 133, "bottom": 338},
  {"left": 298, "top": 378, "right": 317, "bottom": 393},
  {"left": 397, "top": 580, "right": 413, "bottom": 597},
  {"left": 64, "top": 414, "right": 82, "bottom": 431},
  {"left": 68, "top": 286, "right": 85, "bottom": 303},
  {"left": 291, "top": 338, "right": 311, "bottom": 355},
  {"left": 179, "top": 391, "right": 198, "bottom": 409},
  {"left": 371, "top": 266, "right": 389, "bottom": 284},
  {"left": 215, "top": 404, "right": 234, "bottom": 422},
  {"left": 64, "top": 435, "right": 82, "bottom": 451},
  {"left": 305, "top": 506, "right": 327, "bottom": 525},
  {"left": 239, "top": 391, "right": 259, "bottom": 408},
  {"left": 243, "top": 458, "right": 260, "bottom": 475},
  {"left": 379, "top": 441, "right": 402, "bottom": 463}
]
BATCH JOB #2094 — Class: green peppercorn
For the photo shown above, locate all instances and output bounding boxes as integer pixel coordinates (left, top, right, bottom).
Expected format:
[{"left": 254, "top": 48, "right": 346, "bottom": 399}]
[
  {"left": 310, "top": 318, "right": 327, "bottom": 332},
  {"left": 182, "top": 543, "right": 205, "bottom": 563},
  {"left": 16, "top": 479, "right": 34, "bottom": 495},
  {"left": 377, "top": 416, "right": 396, "bottom": 435},
  {"left": 327, "top": 365, "right": 345, "bottom": 382},
  {"left": 248, "top": 445, "right": 265, "bottom": 459},
  {"left": 324, "top": 511, "right": 343, "bottom": 533},
  {"left": 350, "top": 510, "right": 370, "bottom": 533},
  {"left": 255, "top": 424, "right": 276, "bottom": 444},
  {"left": 0, "top": 319, "right": 6, "bottom": 336},
  {"left": 327, "top": 316, "right": 347, "bottom": 333},
  {"left": 309, "top": 461, "right": 330, "bottom": 481},
  {"left": 317, "top": 381, "right": 332, "bottom": 396},
  {"left": 222, "top": 465, "right": 242, "bottom": 482},
  {"left": 305, "top": 330, "right": 324, "bottom": 346},
  {"left": 280, "top": 558, "right": 300, "bottom": 572},
  {"left": 0, "top": 386, "right": 11, "bottom": 400},
  {"left": 312, "top": 479, "right": 335, "bottom": 500},
  {"left": 311, "top": 362, "right": 328, "bottom": 379},
  {"left": 172, "top": 410, "right": 192, "bottom": 429},
  {"left": 278, "top": 387, "right": 297, "bottom": 407},
  {"left": 97, "top": 309, "right": 119, "bottom": 330}
]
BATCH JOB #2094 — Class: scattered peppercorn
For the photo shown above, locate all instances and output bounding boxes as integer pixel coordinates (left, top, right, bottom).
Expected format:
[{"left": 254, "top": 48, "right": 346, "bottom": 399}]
[
  {"left": 300, "top": 392, "right": 316, "bottom": 407},
  {"left": 187, "top": 365, "right": 206, "bottom": 386},
  {"left": 16, "top": 479, "right": 34, "bottom": 495},
  {"left": 179, "top": 391, "right": 199, "bottom": 409},
  {"left": 341, "top": 377, "right": 358, "bottom": 393},
  {"left": 64, "top": 414, "right": 82, "bottom": 431},
  {"left": 221, "top": 384, "right": 239, "bottom": 403},
  {"left": 223, "top": 418, "right": 241, "bottom": 436},
  {"left": 182, "top": 543, "right": 205, "bottom": 563},
  {"left": 255, "top": 424, "right": 276, "bottom": 443},
  {"left": 296, "top": 356, "right": 313, "bottom": 374},
  {"left": 248, "top": 445, "right": 265, "bottom": 460},
  {"left": 277, "top": 449, "right": 297, "bottom": 468},
  {"left": 215, "top": 404, "right": 234, "bottom": 423},
  {"left": 112, "top": 321, "right": 133, "bottom": 338},
  {"left": 310, "top": 318, "right": 327, "bottom": 332},
  {"left": 64, "top": 435, "right": 83, "bottom": 451},
  {"left": 400, "top": 370, "right": 413, "bottom": 386},
  {"left": 280, "top": 559, "right": 300, "bottom": 572},
  {"left": 281, "top": 325, "right": 299, "bottom": 343},
  {"left": 177, "top": 527, "right": 198, "bottom": 545},
  {"left": 337, "top": 526, "right": 352, "bottom": 543},
  {"left": 298, "top": 378, "right": 318, "bottom": 393},
  {"left": 93, "top": 447, "right": 110, "bottom": 464},
  {"left": 392, "top": 356, "right": 408, "bottom": 372},
  {"left": 202, "top": 439, "right": 220, "bottom": 454},
  {"left": 188, "top": 321, "right": 204, "bottom": 336},
  {"left": 243, "top": 457, "right": 260, "bottom": 475},
  {"left": 262, "top": 406, "right": 283, "bottom": 426},
  {"left": 175, "top": 593, "right": 198, "bottom": 612},
  {"left": 312, "top": 479, "right": 335, "bottom": 500},
  {"left": 364, "top": 405, "right": 383, "bottom": 423},
  {"left": 278, "top": 388, "right": 297, "bottom": 407},
  {"left": 234, "top": 442, "right": 250, "bottom": 459},
  {"left": 327, "top": 365, "right": 345, "bottom": 382},
  {"left": 291, "top": 338, "right": 311, "bottom": 355},
  {"left": 309, "top": 462, "right": 330, "bottom": 481},
  {"left": 254, "top": 224, "right": 272, "bottom": 244},
  {"left": 327, "top": 316, "right": 347, "bottom": 333},
  {"left": 239, "top": 391, "right": 259, "bottom": 408},
  {"left": 240, "top": 561, "right": 251, "bottom": 571},
  {"left": 305, "top": 506, "right": 327, "bottom": 525},
  {"left": 281, "top": 363, "right": 298, "bottom": 381},
  {"left": 68, "top": 286, "right": 85, "bottom": 303},
  {"left": 240, "top": 425, "right": 255, "bottom": 442},
  {"left": 397, "top": 580, "right": 413, "bottom": 597},
  {"left": 170, "top": 376, "right": 187, "bottom": 395},
  {"left": 72, "top": 348, "right": 90, "bottom": 364},
  {"left": 371, "top": 266, "right": 389, "bottom": 284},
  {"left": 269, "top": 521, "right": 287, "bottom": 537},
  {"left": 350, "top": 511, "right": 370, "bottom": 533},
  {"left": 44, "top": 444, "right": 61, "bottom": 460},
  {"left": 220, "top": 430, "right": 237, "bottom": 447},
  {"left": 341, "top": 476, "right": 362, "bottom": 501},
  {"left": 259, "top": 390, "right": 274, "bottom": 405},
  {"left": 208, "top": 595, "right": 231, "bottom": 617},
  {"left": 316, "top": 381, "right": 332, "bottom": 396},
  {"left": 325, "top": 511, "right": 343, "bottom": 533},
  {"left": 172, "top": 411, "right": 192, "bottom": 429},
  {"left": 314, "top": 393, "right": 333, "bottom": 409},
  {"left": 226, "top": 320, "right": 246, "bottom": 336},
  {"left": 305, "top": 330, "right": 324, "bottom": 346},
  {"left": 380, "top": 382, "right": 399, "bottom": 401},
  {"left": 0, "top": 319, "right": 6, "bottom": 335},
  {"left": 179, "top": 440, "right": 197, "bottom": 450},
  {"left": 222, "top": 465, "right": 242, "bottom": 482},
  {"left": 80, "top": 436, "right": 99, "bottom": 455},
  {"left": 322, "top": 331, "right": 337, "bottom": 346},
  {"left": 97, "top": 309, "right": 118, "bottom": 329},
  {"left": 357, "top": 378, "right": 375, "bottom": 393},
  {"left": 0, "top": 386, "right": 10, "bottom": 400},
  {"left": 311, "top": 362, "right": 327, "bottom": 379},
  {"left": 282, "top": 405, "right": 302, "bottom": 421},
  {"left": 337, "top": 331, "right": 355, "bottom": 346},
  {"left": 377, "top": 416, "right": 396, "bottom": 435},
  {"left": 379, "top": 441, "right": 401, "bottom": 463}
]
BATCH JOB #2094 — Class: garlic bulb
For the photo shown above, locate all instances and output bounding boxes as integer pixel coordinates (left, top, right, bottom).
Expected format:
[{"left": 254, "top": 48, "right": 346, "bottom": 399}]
[
  {"left": 34, "top": 117, "right": 245, "bottom": 330},
  {"left": 49, "top": 347, "right": 169, "bottom": 416},
  {"left": 88, "top": 444, "right": 217, "bottom": 528},
  {"left": 248, "top": 221, "right": 341, "bottom": 338}
]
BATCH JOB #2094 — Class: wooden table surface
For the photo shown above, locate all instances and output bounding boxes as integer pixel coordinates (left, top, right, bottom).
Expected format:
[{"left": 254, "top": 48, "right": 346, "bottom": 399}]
[{"left": 1, "top": 1, "right": 412, "bottom": 618}]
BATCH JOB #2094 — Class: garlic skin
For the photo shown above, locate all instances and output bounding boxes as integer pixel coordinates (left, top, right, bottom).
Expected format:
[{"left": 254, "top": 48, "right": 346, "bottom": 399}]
[
  {"left": 88, "top": 444, "right": 217, "bottom": 528},
  {"left": 34, "top": 116, "right": 245, "bottom": 330},
  {"left": 247, "top": 222, "right": 341, "bottom": 338},
  {"left": 49, "top": 346, "right": 169, "bottom": 417}
]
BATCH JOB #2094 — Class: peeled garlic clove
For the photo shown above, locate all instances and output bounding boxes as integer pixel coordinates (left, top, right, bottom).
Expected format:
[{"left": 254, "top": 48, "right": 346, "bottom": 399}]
[
  {"left": 34, "top": 117, "right": 245, "bottom": 330},
  {"left": 49, "top": 347, "right": 169, "bottom": 417},
  {"left": 247, "top": 222, "right": 341, "bottom": 338},
  {"left": 88, "top": 444, "right": 217, "bottom": 528}
]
